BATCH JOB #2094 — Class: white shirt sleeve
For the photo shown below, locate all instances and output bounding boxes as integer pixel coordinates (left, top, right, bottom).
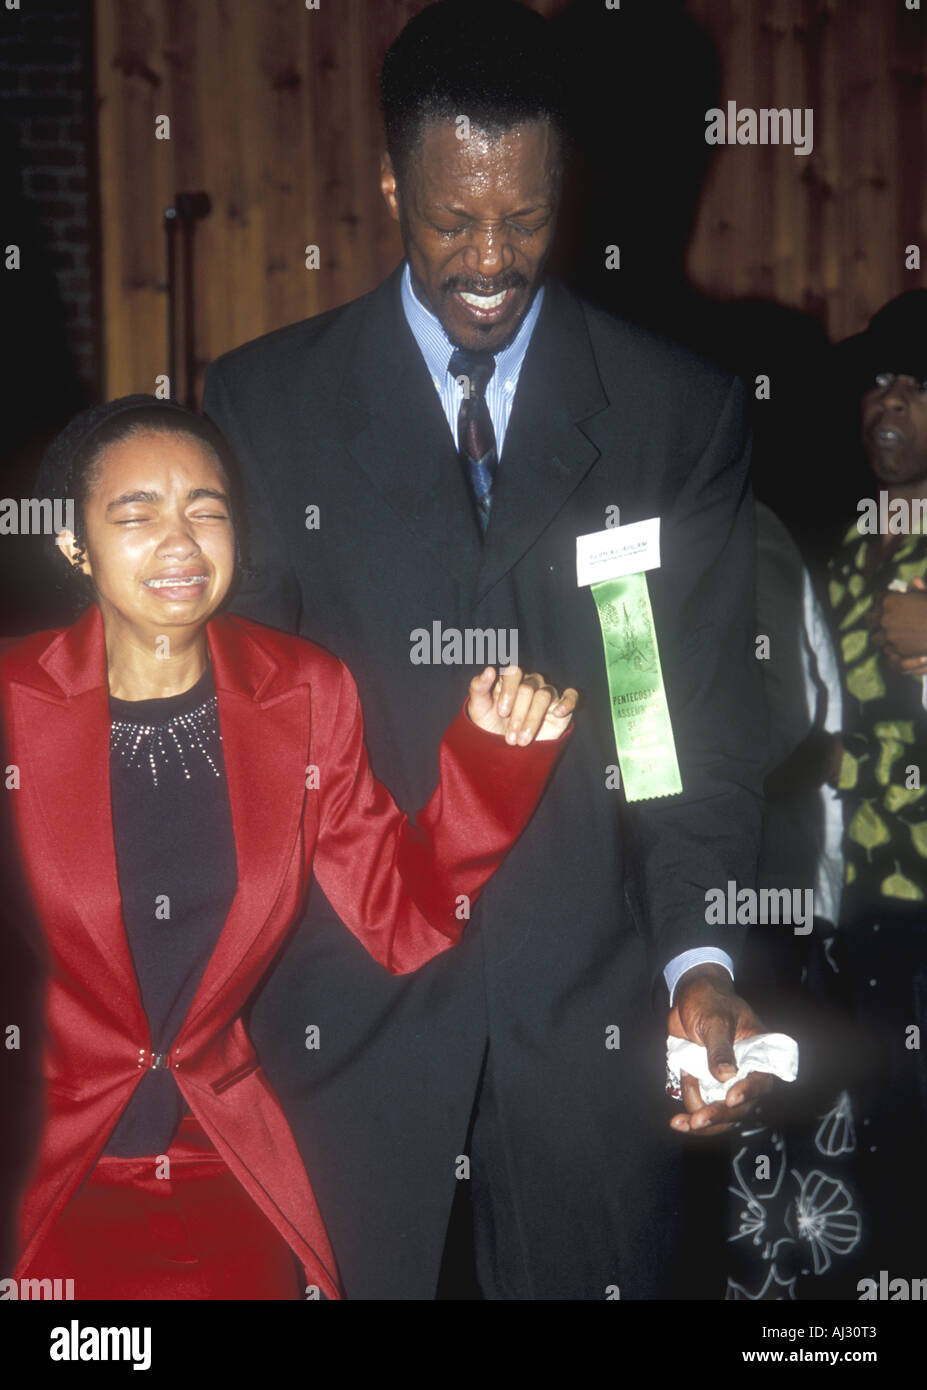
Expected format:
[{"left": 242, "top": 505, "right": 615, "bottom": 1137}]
[{"left": 664, "top": 948, "right": 734, "bottom": 1006}]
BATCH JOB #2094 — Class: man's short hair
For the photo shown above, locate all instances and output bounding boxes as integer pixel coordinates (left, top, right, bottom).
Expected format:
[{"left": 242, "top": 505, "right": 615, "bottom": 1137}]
[{"left": 380, "top": 0, "right": 567, "bottom": 185}]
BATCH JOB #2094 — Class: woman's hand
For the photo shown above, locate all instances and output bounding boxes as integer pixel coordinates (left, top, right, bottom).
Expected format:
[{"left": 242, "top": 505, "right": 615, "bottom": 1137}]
[{"left": 467, "top": 666, "right": 577, "bottom": 744}]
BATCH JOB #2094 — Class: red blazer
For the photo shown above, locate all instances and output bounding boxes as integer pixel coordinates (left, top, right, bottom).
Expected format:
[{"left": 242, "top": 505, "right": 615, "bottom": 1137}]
[{"left": 1, "top": 605, "right": 563, "bottom": 1299}]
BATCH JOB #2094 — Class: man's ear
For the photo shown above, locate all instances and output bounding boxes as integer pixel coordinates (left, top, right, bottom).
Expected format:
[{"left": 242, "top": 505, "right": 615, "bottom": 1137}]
[
  {"left": 380, "top": 151, "right": 400, "bottom": 222},
  {"left": 56, "top": 528, "right": 91, "bottom": 576}
]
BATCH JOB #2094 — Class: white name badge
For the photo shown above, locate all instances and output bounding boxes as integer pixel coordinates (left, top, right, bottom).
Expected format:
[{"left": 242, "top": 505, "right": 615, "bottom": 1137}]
[{"left": 576, "top": 518, "right": 661, "bottom": 587}]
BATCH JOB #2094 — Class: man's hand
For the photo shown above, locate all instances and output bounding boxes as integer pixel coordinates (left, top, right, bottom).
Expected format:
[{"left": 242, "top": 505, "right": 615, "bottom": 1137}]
[
  {"left": 467, "top": 666, "right": 577, "bottom": 743},
  {"left": 867, "top": 576, "right": 927, "bottom": 672},
  {"left": 667, "top": 963, "right": 775, "bottom": 1135}
]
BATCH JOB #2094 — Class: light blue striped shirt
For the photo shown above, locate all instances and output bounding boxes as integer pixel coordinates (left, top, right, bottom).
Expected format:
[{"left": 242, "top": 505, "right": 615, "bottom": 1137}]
[
  {"left": 400, "top": 261, "right": 544, "bottom": 458},
  {"left": 399, "top": 259, "right": 734, "bottom": 1007}
]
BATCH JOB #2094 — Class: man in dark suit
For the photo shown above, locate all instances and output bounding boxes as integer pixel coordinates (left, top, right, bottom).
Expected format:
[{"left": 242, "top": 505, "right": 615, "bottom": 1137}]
[{"left": 204, "top": 0, "right": 773, "bottom": 1300}]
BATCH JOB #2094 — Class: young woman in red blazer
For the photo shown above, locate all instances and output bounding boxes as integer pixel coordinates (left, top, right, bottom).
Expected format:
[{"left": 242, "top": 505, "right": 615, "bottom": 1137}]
[{"left": 1, "top": 396, "right": 574, "bottom": 1300}]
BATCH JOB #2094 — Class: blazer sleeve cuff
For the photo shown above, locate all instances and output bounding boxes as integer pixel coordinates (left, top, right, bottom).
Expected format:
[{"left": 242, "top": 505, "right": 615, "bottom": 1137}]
[{"left": 441, "top": 696, "right": 571, "bottom": 826}]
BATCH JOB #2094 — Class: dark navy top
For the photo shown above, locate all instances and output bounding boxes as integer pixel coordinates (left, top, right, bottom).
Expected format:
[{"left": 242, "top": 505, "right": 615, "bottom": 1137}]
[{"left": 102, "top": 665, "right": 238, "bottom": 1156}]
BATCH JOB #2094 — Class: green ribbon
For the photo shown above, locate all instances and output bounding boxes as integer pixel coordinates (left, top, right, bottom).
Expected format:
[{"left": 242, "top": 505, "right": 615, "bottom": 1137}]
[{"left": 591, "top": 573, "right": 682, "bottom": 801}]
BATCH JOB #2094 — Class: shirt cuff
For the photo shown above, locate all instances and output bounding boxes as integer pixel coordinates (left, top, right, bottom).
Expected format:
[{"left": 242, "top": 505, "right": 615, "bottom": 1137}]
[{"left": 664, "top": 948, "right": 734, "bottom": 1006}]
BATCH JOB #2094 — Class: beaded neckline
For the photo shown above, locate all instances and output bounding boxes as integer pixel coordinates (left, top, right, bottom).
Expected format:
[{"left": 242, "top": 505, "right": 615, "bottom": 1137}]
[{"left": 109, "top": 671, "right": 222, "bottom": 787}]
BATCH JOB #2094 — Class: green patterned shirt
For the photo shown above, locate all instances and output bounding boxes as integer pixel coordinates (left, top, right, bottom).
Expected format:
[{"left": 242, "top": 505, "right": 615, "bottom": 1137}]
[{"left": 828, "top": 519, "right": 927, "bottom": 909}]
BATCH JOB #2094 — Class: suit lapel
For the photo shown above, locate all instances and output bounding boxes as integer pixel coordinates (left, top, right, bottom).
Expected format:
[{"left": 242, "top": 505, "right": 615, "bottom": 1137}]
[
  {"left": 179, "top": 614, "right": 310, "bottom": 1032},
  {"left": 333, "top": 273, "right": 617, "bottom": 604},
  {"left": 335, "top": 268, "right": 483, "bottom": 588},
  {"left": 17, "top": 607, "right": 144, "bottom": 1017},
  {"left": 475, "top": 281, "right": 610, "bottom": 602}
]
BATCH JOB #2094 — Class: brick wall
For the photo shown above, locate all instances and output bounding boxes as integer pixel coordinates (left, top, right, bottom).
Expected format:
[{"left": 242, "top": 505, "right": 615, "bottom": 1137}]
[{"left": 0, "top": 0, "right": 98, "bottom": 398}]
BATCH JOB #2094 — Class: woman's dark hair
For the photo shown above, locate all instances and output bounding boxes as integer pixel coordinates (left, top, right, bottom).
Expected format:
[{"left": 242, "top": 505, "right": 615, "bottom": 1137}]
[{"left": 35, "top": 394, "right": 253, "bottom": 615}]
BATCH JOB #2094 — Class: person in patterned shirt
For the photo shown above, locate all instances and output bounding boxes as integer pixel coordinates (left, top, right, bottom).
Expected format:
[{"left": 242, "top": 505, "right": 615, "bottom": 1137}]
[{"left": 826, "top": 289, "right": 927, "bottom": 1278}]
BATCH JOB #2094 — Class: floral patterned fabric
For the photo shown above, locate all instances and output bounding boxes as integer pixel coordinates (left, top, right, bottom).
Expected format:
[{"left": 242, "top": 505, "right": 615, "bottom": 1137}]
[
  {"left": 724, "top": 1096, "right": 865, "bottom": 1299},
  {"left": 723, "top": 518, "right": 927, "bottom": 1298},
  {"left": 827, "top": 520, "right": 927, "bottom": 910},
  {"left": 722, "top": 925, "right": 869, "bottom": 1301}
]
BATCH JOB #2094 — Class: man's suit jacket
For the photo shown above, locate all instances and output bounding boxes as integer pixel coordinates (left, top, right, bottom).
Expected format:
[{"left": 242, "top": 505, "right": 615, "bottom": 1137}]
[
  {"left": 204, "top": 267, "right": 767, "bottom": 1299},
  {"left": 0, "top": 604, "right": 560, "bottom": 1295}
]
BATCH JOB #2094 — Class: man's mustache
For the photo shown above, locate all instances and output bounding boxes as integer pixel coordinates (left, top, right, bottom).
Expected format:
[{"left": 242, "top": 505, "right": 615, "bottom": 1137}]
[{"left": 442, "top": 272, "right": 528, "bottom": 296}]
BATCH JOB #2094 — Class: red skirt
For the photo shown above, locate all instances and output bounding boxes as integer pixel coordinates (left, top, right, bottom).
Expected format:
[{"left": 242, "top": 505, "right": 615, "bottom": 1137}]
[{"left": 19, "top": 1115, "right": 304, "bottom": 1300}]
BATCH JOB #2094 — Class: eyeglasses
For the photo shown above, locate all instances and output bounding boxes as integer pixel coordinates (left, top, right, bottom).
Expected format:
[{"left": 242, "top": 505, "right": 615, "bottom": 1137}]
[{"left": 873, "top": 372, "right": 927, "bottom": 394}]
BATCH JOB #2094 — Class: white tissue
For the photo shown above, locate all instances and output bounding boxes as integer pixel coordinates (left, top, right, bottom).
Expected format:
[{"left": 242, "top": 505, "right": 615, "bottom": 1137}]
[{"left": 666, "top": 1031, "right": 798, "bottom": 1106}]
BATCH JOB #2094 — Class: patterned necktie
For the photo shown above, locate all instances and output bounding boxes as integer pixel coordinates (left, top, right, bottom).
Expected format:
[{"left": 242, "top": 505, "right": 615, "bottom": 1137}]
[{"left": 448, "top": 347, "right": 497, "bottom": 536}]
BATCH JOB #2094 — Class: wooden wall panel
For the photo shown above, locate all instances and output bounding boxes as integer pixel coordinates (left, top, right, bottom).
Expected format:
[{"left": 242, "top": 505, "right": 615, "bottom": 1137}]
[
  {"left": 96, "top": 0, "right": 173, "bottom": 398},
  {"left": 96, "top": 0, "right": 429, "bottom": 400},
  {"left": 685, "top": 0, "right": 927, "bottom": 340},
  {"left": 95, "top": 0, "right": 926, "bottom": 401}
]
